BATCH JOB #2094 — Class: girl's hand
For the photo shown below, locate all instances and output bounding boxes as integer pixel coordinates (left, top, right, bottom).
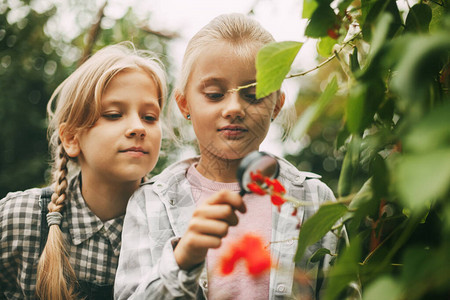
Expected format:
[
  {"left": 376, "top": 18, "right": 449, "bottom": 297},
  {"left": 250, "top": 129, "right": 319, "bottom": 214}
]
[{"left": 174, "top": 190, "right": 246, "bottom": 270}]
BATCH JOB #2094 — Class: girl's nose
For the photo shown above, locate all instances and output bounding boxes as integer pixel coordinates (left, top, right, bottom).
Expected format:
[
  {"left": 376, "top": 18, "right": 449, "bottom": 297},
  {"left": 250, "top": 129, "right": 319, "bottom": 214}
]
[
  {"left": 222, "top": 92, "right": 245, "bottom": 120},
  {"left": 125, "top": 117, "right": 146, "bottom": 138}
]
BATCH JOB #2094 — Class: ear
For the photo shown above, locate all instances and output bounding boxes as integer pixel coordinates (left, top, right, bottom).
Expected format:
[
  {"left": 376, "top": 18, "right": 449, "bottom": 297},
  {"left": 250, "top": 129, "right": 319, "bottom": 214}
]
[
  {"left": 59, "top": 123, "right": 80, "bottom": 158},
  {"left": 272, "top": 92, "right": 286, "bottom": 119},
  {"left": 175, "top": 90, "right": 190, "bottom": 120}
]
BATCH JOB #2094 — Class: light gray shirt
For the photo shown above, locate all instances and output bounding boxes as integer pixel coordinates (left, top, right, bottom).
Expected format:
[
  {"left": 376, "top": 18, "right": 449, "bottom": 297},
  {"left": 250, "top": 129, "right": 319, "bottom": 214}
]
[{"left": 115, "top": 156, "right": 338, "bottom": 299}]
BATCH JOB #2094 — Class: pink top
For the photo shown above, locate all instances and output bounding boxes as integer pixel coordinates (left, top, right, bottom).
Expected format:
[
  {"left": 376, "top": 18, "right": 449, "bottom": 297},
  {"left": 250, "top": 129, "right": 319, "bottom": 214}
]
[{"left": 187, "top": 164, "right": 272, "bottom": 300}]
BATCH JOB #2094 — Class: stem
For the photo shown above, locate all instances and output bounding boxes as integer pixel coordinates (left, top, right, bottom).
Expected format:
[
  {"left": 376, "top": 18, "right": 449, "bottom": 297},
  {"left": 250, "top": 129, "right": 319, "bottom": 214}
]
[
  {"left": 361, "top": 224, "right": 402, "bottom": 265},
  {"left": 231, "top": 30, "right": 362, "bottom": 93},
  {"left": 286, "top": 30, "right": 362, "bottom": 79},
  {"left": 267, "top": 237, "right": 298, "bottom": 248}
]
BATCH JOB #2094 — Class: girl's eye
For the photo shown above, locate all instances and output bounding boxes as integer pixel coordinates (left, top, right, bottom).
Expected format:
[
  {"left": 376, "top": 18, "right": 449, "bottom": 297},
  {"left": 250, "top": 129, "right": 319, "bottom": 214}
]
[
  {"left": 243, "top": 93, "right": 263, "bottom": 104},
  {"left": 205, "top": 93, "right": 224, "bottom": 100},
  {"left": 103, "top": 113, "right": 121, "bottom": 120},
  {"left": 143, "top": 115, "right": 158, "bottom": 122}
]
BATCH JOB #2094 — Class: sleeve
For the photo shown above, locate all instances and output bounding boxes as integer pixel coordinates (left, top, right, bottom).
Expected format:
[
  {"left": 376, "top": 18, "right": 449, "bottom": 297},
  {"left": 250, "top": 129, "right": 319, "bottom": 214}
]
[
  {"left": 114, "top": 188, "right": 204, "bottom": 300},
  {"left": 0, "top": 194, "right": 14, "bottom": 294},
  {"left": 0, "top": 190, "right": 40, "bottom": 297}
]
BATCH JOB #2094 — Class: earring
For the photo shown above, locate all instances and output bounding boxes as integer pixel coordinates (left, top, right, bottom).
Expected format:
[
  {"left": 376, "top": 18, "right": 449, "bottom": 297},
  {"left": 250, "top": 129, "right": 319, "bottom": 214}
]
[
  {"left": 271, "top": 118, "right": 274, "bottom": 122},
  {"left": 187, "top": 114, "right": 191, "bottom": 120}
]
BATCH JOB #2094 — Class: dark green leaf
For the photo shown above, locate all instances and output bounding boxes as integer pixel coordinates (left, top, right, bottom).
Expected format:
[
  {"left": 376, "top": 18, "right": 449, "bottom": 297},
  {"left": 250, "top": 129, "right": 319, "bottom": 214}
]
[
  {"left": 338, "top": 136, "right": 361, "bottom": 197},
  {"left": 391, "top": 33, "right": 450, "bottom": 109},
  {"left": 361, "top": 0, "right": 402, "bottom": 42},
  {"left": 295, "top": 203, "right": 348, "bottom": 261},
  {"left": 324, "top": 236, "right": 362, "bottom": 300},
  {"left": 377, "top": 96, "right": 395, "bottom": 123},
  {"left": 309, "top": 248, "right": 332, "bottom": 263},
  {"left": 256, "top": 41, "right": 303, "bottom": 98},
  {"left": 405, "top": 3, "right": 432, "bottom": 33},
  {"left": 346, "top": 79, "right": 385, "bottom": 135},
  {"left": 304, "top": 4, "right": 336, "bottom": 38},
  {"left": 349, "top": 46, "right": 360, "bottom": 74},
  {"left": 335, "top": 125, "right": 350, "bottom": 150},
  {"left": 371, "top": 154, "right": 389, "bottom": 199},
  {"left": 338, "top": 150, "right": 353, "bottom": 198}
]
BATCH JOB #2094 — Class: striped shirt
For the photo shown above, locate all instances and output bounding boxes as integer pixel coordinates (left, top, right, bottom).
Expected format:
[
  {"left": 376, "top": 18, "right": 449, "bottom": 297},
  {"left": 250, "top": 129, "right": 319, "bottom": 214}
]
[{"left": 0, "top": 174, "right": 124, "bottom": 299}]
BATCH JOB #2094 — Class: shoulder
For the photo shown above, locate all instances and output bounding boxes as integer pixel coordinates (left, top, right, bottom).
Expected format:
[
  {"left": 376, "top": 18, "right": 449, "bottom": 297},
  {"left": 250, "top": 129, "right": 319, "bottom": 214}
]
[
  {"left": 0, "top": 188, "right": 43, "bottom": 246},
  {"left": 139, "top": 157, "right": 198, "bottom": 194},
  {"left": 131, "top": 157, "right": 198, "bottom": 206},
  {"left": 276, "top": 155, "right": 321, "bottom": 182},
  {"left": 276, "top": 155, "right": 335, "bottom": 202},
  {"left": 147, "top": 156, "right": 199, "bottom": 184},
  {"left": 1, "top": 188, "right": 42, "bottom": 218}
]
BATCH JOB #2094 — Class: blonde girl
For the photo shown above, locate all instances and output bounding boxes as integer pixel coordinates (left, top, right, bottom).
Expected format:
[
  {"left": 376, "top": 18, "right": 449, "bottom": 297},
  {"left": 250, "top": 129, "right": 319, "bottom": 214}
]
[
  {"left": 0, "top": 42, "right": 166, "bottom": 299},
  {"left": 116, "top": 14, "right": 337, "bottom": 299}
]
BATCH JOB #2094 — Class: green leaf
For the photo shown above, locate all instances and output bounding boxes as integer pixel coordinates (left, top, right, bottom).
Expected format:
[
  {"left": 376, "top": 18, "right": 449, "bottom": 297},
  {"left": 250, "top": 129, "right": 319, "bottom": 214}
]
[
  {"left": 338, "top": 135, "right": 361, "bottom": 197},
  {"left": 399, "top": 246, "right": 450, "bottom": 299},
  {"left": 338, "top": 150, "right": 353, "bottom": 198},
  {"left": 361, "top": 0, "right": 402, "bottom": 42},
  {"left": 371, "top": 153, "right": 389, "bottom": 199},
  {"left": 363, "top": 276, "right": 403, "bottom": 300},
  {"left": 403, "top": 103, "right": 450, "bottom": 153},
  {"left": 405, "top": 3, "right": 432, "bottom": 33},
  {"left": 335, "top": 125, "right": 350, "bottom": 150},
  {"left": 317, "top": 35, "right": 337, "bottom": 57},
  {"left": 349, "top": 46, "right": 360, "bottom": 74},
  {"left": 295, "top": 203, "right": 348, "bottom": 261},
  {"left": 377, "top": 96, "right": 395, "bottom": 123},
  {"left": 304, "top": 4, "right": 336, "bottom": 38},
  {"left": 292, "top": 76, "right": 338, "bottom": 140},
  {"left": 324, "top": 236, "right": 362, "bottom": 300},
  {"left": 395, "top": 150, "right": 450, "bottom": 211},
  {"left": 302, "top": 0, "right": 318, "bottom": 19},
  {"left": 346, "top": 79, "right": 385, "bottom": 135},
  {"left": 309, "top": 248, "right": 332, "bottom": 263},
  {"left": 361, "top": 13, "right": 393, "bottom": 77},
  {"left": 256, "top": 41, "right": 303, "bottom": 99},
  {"left": 391, "top": 33, "right": 450, "bottom": 109}
]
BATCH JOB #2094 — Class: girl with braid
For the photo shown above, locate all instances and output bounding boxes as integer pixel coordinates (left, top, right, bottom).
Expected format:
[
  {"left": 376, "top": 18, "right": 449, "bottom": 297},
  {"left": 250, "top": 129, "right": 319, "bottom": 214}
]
[{"left": 0, "top": 42, "right": 167, "bottom": 300}]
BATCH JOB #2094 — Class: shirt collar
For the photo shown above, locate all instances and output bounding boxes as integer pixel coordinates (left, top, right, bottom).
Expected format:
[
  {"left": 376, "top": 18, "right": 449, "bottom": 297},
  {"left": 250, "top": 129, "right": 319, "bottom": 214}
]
[{"left": 65, "top": 173, "right": 124, "bottom": 256}]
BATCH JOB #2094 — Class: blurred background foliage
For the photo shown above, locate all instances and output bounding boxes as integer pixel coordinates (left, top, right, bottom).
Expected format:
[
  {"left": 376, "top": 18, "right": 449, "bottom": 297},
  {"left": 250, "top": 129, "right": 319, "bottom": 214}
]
[{"left": 255, "top": 0, "right": 449, "bottom": 298}]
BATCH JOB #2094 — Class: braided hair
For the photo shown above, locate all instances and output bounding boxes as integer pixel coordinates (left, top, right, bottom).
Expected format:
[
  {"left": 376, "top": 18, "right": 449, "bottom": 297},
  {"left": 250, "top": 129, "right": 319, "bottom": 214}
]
[{"left": 36, "top": 42, "right": 167, "bottom": 299}]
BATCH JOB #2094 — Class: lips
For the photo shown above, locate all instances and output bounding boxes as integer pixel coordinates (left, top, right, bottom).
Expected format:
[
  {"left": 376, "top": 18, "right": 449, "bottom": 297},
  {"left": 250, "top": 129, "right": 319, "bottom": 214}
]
[
  {"left": 218, "top": 125, "right": 247, "bottom": 132},
  {"left": 218, "top": 125, "right": 247, "bottom": 139},
  {"left": 119, "top": 147, "right": 148, "bottom": 154}
]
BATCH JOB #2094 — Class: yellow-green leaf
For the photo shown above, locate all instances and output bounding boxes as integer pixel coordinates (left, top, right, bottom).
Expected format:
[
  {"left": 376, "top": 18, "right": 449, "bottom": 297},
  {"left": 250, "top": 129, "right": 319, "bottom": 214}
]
[{"left": 256, "top": 41, "right": 302, "bottom": 99}]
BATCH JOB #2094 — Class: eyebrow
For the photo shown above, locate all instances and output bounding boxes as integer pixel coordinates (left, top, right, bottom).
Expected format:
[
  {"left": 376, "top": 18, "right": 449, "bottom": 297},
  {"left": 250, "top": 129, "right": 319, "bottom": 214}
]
[
  {"left": 102, "top": 99, "right": 161, "bottom": 109},
  {"left": 199, "top": 77, "right": 257, "bottom": 89}
]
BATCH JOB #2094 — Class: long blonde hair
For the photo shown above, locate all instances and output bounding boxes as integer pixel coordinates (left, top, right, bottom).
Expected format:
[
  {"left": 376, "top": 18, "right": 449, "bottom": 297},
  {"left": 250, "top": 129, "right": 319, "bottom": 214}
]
[{"left": 36, "top": 42, "right": 167, "bottom": 300}]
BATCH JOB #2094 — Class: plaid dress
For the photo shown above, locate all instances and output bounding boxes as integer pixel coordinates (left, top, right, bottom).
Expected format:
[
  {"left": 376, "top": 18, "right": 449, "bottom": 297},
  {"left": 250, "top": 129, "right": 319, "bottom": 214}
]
[{"left": 0, "top": 174, "right": 124, "bottom": 299}]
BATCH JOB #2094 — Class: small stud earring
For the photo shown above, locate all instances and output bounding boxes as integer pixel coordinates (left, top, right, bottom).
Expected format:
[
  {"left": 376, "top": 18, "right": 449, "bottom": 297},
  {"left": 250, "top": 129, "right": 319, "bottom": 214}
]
[
  {"left": 271, "top": 118, "right": 274, "bottom": 122},
  {"left": 187, "top": 114, "right": 191, "bottom": 120}
]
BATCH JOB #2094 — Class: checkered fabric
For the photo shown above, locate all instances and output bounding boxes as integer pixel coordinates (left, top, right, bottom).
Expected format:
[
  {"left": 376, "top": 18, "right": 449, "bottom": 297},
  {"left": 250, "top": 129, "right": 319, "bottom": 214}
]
[{"left": 0, "top": 174, "right": 124, "bottom": 299}]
